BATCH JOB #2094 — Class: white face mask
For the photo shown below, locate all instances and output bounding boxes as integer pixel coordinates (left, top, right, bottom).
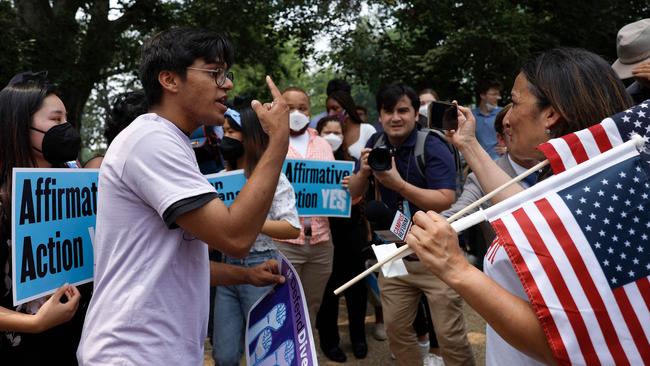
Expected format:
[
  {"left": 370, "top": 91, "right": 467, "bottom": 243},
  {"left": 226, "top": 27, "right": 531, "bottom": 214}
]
[
  {"left": 485, "top": 102, "right": 498, "bottom": 112},
  {"left": 289, "top": 110, "right": 310, "bottom": 131},
  {"left": 418, "top": 104, "right": 430, "bottom": 119},
  {"left": 322, "top": 133, "right": 343, "bottom": 151}
]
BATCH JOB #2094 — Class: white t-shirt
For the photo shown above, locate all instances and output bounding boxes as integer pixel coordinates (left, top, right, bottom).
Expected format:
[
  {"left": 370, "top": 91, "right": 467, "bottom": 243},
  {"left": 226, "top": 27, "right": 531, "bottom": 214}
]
[
  {"left": 483, "top": 239, "right": 546, "bottom": 366},
  {"left": 289, "top": 130, "right": 310, "bottom": 157},
  {"left": 348, "top": 123, "right": 377, "bottom": 160},
  {"left": 77, "top": 113, "right": 215, "bottom": 365},
  {"left": 250, "top": 173, "right": 301, "bottom": 253}
]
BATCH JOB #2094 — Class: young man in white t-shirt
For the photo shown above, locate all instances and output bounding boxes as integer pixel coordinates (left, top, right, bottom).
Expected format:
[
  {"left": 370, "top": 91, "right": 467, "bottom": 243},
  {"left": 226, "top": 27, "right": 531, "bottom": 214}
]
[{"left": 77, "top": 28, "right": 290, "bottom": 365}]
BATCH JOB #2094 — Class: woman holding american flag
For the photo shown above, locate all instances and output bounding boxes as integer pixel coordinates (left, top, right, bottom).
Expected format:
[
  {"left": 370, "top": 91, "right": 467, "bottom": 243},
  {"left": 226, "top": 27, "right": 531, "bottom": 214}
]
[{"left": 408, "top": 47, "right": 641, "bottom": 366}]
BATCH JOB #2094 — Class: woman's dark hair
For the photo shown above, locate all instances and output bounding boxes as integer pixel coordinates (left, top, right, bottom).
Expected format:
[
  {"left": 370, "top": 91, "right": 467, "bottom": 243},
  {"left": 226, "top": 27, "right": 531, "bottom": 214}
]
[
  {"left": 240, "top": 108, "right": 269, "bottom": 176},
  {"left": 105, "top": 90, "right": 148, "bottom": 145},
  {"left": 326, "top": 79, "right": 351, "bottom": 96},
  {"left": 327, "top": 90, "right": 363, "bottom": 125},
  {"left": 316, "top": 116, "right": 353, "bottom": 161},
  {"left": 520, "top": 47, "right": 633, "bottom": 138},
  {"left": 0, "top": 79, "right": 58, "bottom": 241},
  {"left": 224, "top": 107, "right": 269, "bottom": 176},
  {"left": 139, "top": 27, "right": 235, "bottom": 107}
]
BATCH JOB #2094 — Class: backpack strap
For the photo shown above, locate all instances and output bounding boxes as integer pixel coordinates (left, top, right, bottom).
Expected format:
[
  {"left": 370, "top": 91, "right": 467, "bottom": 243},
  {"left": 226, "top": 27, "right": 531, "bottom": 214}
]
[
  {"left": 373, "top": 133, "right": 386, "bottom": 149},
  {"left": 414, "top": 128, "right": 462, "bottom": 188}
]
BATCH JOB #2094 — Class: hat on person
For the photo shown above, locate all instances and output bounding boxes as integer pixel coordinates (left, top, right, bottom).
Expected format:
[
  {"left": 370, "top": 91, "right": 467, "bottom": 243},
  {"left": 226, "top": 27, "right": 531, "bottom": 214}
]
[{"left": 612, "top": 19, "right": 650, "bottom": 79}]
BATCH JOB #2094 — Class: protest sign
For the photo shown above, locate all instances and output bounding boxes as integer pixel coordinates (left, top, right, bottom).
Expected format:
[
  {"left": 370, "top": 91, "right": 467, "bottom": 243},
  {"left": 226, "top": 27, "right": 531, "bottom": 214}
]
[
  {"left": 283, "top": 159, "right": 353, "bottom": 217},
  {"left": 246, "top": 252, "right": 317, "bottom": 366},
  {"left": 205, "top": 169, "right": 247, "bottom": 207},
  {"left": 11, "top": 169, "right": 98, "bottom": 305},
  {"left": 9, "top": 163, "right": 348, "bottom": 305}
]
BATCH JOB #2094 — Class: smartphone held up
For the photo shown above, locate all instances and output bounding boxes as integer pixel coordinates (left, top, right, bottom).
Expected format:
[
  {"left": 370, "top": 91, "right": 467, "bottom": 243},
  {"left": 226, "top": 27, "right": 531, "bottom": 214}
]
[{"left": 427, "top": 101, "right": 458, "bottom": 131}]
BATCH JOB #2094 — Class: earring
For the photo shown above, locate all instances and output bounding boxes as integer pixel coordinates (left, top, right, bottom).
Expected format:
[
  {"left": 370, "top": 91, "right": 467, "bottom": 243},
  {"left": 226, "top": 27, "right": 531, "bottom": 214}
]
[{"left": 544, "top": 128, "right": 551, "bottom": 135}]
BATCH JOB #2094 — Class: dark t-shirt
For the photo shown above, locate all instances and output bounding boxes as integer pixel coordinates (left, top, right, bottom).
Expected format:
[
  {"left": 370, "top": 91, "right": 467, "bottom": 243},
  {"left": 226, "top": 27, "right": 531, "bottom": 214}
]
[{"left": 360, "top": 128, "right": 456, "bottom": 217}]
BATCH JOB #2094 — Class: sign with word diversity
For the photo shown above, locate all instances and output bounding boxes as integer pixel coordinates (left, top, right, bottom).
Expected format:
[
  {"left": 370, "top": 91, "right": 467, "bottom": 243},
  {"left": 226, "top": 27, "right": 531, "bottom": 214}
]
[
  {"left": 12, "top": 169, "right": 98, "bottom": 305},
  {"left": 282, "top": 159, "right": 353, "bottom": 217},
  {"left": 245, "top": 252, "right": 317, "bottom": 366}
]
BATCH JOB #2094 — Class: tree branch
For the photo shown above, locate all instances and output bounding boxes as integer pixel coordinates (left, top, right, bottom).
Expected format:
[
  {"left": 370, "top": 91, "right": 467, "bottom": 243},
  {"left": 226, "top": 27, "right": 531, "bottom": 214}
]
[
  {"left": 110, "top": 0, "right": 157, "bottom": 34},
  {"left": 52, "top": 0, "right": 85, "bottom": 18}
]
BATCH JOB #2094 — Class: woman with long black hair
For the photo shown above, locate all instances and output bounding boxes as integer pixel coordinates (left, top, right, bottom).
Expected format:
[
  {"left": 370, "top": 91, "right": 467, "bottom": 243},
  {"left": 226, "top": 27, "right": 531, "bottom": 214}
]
[
  {"left": 0, "top": 73, "right": 83, "bottom": 364},
  {"left": 315, "top": 115, "right": 370, "bottom": 362},
  {"left": 212, "top": 107, "right": 301, "bottom": 366}
]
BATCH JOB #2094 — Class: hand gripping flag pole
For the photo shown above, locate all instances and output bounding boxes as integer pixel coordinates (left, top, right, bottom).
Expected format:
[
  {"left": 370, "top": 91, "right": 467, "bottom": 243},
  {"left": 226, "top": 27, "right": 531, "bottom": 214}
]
[
  {"left": 336, "top": 99, "right": 650, "bottom": 296},
  {"left": 335, "top": 133, "right": 646, "bottom": 296},
  {"left": 334, "top": 159, "right": 549, "bottom": 295}
]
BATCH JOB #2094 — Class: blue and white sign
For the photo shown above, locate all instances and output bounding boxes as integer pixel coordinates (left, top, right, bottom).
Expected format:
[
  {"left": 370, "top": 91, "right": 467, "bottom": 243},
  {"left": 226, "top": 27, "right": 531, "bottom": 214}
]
[
  {"left": 205, "top": 169, "right": 247, "bottom": 207},
  {"left": 246, "top": 252, "right": 317, "bottom": 366},
  {"left": 283, "top": 159, "right": 353, "bottom": 217},
  {"left": 11, "top": 169, "right": 98, "bottom": 305}
]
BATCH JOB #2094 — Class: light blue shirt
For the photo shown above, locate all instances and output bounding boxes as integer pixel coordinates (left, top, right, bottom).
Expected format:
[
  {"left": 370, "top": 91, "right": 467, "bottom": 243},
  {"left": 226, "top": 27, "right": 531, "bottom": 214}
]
[{"left": 472, "top": 106, "right": 501, "bottom": 160}]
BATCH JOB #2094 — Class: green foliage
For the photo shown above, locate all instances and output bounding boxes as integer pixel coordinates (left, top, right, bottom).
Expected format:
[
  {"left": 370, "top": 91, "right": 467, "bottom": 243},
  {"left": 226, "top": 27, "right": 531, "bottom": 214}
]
[
  {"left": 4, "top": 0, "right": 648, "bottom": 157},
  {"left": 330, "top": 0, "right": 649, "bottom": 105}
]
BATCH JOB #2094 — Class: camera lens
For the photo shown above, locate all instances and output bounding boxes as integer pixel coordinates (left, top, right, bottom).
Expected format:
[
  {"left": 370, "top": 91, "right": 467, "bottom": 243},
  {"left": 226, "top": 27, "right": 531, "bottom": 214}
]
[{"left": 368, "top": 147, "right": 392, "bottom": 171}]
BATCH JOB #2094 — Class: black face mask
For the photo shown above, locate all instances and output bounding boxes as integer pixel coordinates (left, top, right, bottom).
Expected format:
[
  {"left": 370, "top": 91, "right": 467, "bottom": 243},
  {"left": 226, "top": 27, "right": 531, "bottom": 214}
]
[
  {"left": 31, "top": 123, "right": 81, "bottom": 164},
  {"left": 219, "top": 136, "right": 244, "bottom": 161}
]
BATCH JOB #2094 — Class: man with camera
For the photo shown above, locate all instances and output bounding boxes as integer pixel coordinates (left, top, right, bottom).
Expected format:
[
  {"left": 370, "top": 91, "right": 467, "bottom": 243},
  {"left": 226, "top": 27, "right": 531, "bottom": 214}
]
[{"left": 347, "top": 83, "right": 474, "bottom": 366}]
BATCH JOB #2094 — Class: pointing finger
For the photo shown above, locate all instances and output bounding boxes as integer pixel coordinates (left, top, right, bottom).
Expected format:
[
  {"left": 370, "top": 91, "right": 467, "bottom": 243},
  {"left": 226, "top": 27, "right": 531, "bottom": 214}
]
[{"left": 266, "top": 75, "right": 282, "bottom": 100}]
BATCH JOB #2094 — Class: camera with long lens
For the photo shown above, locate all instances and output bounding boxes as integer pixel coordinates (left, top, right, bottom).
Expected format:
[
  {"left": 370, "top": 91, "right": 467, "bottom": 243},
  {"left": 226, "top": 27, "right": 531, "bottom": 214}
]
[{"left": 368, "top": 146, "right": 395, "bottom": 171}]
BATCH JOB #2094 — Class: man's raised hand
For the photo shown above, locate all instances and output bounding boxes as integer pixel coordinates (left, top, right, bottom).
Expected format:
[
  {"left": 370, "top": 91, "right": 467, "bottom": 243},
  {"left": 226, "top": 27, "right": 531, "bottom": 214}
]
[{"left": 251, "top": 76, "right": 289, "bottom": 139}]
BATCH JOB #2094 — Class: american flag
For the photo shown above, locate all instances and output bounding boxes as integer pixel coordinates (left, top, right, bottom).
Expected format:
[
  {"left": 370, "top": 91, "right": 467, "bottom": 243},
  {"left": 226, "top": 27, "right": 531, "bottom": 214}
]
[
  {"left": 485, "top": 138, "right": 650, "bottom": 365},
  {"left": 538, "top": 100, "right": 650, "bottom": 174}
]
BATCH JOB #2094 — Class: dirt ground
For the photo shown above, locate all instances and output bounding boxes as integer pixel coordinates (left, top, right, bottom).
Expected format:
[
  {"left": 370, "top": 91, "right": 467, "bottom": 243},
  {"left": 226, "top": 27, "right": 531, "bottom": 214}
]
[{"left": 204, "top": 299, "right": 487, "bottom": 366}]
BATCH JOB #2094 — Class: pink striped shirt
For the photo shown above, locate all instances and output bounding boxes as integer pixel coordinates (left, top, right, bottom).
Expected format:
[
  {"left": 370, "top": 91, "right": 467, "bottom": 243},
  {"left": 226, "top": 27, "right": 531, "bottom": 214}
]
[{"left": 279, "top": 128, "right": 334, "bottom": 245}]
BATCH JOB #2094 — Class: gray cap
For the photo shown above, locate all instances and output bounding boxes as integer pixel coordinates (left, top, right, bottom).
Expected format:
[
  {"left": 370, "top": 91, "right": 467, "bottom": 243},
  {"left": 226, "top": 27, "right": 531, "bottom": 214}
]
[{"left": 612, "top": 19, "right": 650, "bottom": 79}]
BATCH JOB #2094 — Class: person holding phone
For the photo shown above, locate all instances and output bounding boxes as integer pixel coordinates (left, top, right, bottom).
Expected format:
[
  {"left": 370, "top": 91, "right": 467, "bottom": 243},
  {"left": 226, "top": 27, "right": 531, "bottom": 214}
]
[
  {"left": 347, "top": 83, "right": 474, "bottom": 366},
  {"left": 408, "top": 47, "right": 633, "bottom": 366}
]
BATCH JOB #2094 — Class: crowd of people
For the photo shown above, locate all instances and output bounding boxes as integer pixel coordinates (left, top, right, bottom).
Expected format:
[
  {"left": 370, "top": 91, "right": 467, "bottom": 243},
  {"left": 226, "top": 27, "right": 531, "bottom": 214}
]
[{"left": 0, "top": 17, "right": 649, "bottom": 366}]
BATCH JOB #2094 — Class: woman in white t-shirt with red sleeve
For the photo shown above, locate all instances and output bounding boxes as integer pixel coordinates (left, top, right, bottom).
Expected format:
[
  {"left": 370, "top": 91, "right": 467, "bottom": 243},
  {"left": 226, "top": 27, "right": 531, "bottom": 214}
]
[{"left": 405, "top": 48, "right": 634, "bottom": 365}]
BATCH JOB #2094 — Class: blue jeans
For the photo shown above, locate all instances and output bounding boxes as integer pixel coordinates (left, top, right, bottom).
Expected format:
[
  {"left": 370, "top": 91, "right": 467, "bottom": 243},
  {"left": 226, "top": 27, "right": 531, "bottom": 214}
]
[{"left": 212, "top": 250, "right": 276, "bottom": 365}]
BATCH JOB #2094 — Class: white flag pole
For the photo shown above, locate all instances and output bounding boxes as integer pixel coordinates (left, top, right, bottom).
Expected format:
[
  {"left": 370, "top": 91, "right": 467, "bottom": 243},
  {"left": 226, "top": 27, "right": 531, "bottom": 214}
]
[
  {"left": 334, "top": 159, "right": 549, "bottom": 295},
  {"left": 335, "top": 134, "right": 646, "bottom": 295}
]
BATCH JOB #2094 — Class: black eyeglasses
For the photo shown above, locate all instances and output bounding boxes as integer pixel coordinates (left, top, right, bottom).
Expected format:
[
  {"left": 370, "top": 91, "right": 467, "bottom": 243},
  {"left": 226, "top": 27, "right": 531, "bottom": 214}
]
[{"left": 187, "top": 67, "right": 234, "bottom": 87}]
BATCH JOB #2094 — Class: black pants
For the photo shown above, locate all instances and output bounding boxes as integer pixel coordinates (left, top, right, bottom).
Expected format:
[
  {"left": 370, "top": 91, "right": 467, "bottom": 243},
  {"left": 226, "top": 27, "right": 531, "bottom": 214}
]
[{"left": 316, "top": 211, "right": 368, "bottom": 349}]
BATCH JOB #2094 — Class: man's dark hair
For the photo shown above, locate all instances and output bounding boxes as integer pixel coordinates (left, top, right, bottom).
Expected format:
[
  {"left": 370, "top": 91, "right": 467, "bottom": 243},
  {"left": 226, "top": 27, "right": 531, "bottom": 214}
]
[
  {"left": 105, "top": 90, "right": 148, "bottom": 144},
  {"left": 326, "top": 78, "right": 351, "bottom": 96},
  {"left": 418, "top": 88, "right": 439, "bottom": 100},
  {"left": 474, "top": 79, "right": 502, "bottom": 102},
  {"left": 376, "top": 83, "right": 419, "bottom": 113},
  {"left": 139, "top": 27, "right": 235, "bottom": 107}
]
